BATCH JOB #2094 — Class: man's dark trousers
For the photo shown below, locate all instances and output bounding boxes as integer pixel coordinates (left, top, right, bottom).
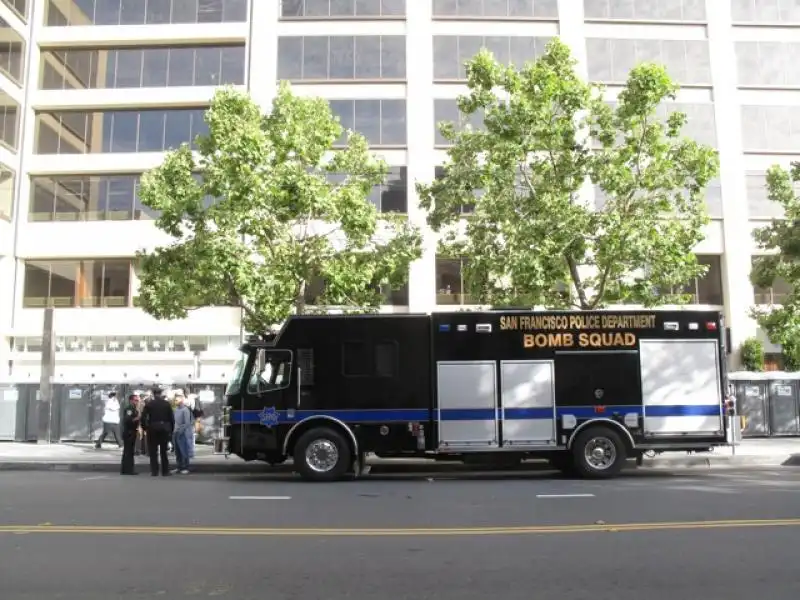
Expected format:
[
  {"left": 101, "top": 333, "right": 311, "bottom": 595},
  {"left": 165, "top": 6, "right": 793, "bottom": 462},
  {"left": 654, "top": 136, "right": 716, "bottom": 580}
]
[
  {"left": 121, "top": 433, "right": 137, "bottom": 474},
  {"left": 148, "top": 429, "right": 170, "bottom": 476}
]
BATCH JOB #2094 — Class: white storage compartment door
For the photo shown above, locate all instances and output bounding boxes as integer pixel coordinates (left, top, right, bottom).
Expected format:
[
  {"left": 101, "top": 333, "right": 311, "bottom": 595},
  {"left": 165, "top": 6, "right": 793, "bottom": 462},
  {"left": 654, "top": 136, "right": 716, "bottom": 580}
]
[
  {"left": 437, "top": 361, "right": 498, "bottom": 448},
  {"left": 500, "top": 360, "right": 556, "bottom": 446},
  {"left": 640, "top": 339, "right": 724, "bottom": 436}
]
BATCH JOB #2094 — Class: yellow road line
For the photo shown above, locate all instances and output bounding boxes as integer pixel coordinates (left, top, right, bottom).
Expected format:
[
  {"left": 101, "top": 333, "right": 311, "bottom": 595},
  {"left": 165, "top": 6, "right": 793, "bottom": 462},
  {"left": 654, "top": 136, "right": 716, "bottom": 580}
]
[{"left": 0, "top": 518, "right": 799, "bottom": 537}]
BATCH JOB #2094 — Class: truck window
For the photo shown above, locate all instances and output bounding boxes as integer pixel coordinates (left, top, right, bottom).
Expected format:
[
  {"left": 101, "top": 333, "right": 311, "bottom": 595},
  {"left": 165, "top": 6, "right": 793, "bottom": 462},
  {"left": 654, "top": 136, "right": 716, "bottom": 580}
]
[
  {"left": 342, "top": 340, "right": 398, "bottom": 378},
  {"left": 297, "top": 348, "right": 314, "bottom": 386},
  {"left": 247, "top": 348, "right": 292, "bottom": 395},
  {"left": 374, "top": 341, "right": 398, "bottom": 378}
]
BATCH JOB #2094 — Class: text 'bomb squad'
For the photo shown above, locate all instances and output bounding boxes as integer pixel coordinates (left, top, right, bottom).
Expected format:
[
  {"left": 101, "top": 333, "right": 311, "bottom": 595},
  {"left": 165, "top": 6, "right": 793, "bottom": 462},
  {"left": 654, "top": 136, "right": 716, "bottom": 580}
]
[{"left": 498, "top": 313, "right": 658, "bottom": 349}]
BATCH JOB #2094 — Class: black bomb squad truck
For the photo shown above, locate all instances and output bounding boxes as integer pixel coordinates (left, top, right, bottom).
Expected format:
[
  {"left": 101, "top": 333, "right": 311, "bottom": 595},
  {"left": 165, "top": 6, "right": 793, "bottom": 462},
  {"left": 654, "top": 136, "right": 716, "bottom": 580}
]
[{"left": 214, "top": 310, "right": 730, "bottom": 481}]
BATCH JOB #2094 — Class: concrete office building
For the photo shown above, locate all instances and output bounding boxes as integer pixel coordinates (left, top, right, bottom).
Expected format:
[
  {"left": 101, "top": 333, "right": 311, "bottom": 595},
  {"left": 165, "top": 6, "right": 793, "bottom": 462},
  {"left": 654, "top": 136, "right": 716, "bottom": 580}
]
[{"left": 0, "top": 0, "right": 797, "bottom": 385}]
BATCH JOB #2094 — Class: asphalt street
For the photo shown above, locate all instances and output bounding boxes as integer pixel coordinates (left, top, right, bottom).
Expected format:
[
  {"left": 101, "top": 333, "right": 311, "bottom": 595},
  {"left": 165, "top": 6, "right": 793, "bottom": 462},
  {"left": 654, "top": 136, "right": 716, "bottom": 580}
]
[{"left": 1, "top": 468, "right": 800, "bottom": 599}]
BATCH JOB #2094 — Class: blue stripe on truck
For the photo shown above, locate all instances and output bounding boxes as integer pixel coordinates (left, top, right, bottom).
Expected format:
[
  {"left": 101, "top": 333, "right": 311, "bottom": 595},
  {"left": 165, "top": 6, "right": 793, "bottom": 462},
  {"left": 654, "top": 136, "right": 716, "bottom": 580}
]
[{"left": 229, "top": 404, "right": 721, "bottom": 425}]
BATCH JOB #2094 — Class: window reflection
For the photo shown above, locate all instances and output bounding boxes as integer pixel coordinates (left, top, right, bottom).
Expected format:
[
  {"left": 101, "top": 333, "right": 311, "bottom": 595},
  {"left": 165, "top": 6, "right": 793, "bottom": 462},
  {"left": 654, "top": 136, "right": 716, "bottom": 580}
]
[
  {"left": 23, "top": 260, "right": 132, "bottom": 308},
  {"left": 278, "top": 36, "right": 406, "bottom": 80},
  {"left": 0, "top": 17, "right": 25, "bottom": 84},
  {"left": 328, "top": 99, "right": 407, "bottom": 146},
  {"left": 40, "top": 45, "right": 244, "bottom": 90},
  {"left": 280, "top": 0, "right": 405, "bottom": 18},
  {"left": 433, "top": 36, "right": 550, "bottom": 80},
  {"left": 0, "top": 164, "right": 13, "bottom": 222},
  {"left": 29, "top": 174, "right": 161, "bottom": 222},
  {"left": 0, "top": 90, "right": 19, "bottom": 150},
  {"left": 34, "top": 108, "right": 208, "bottom": 154},
  {"left": 2, "top": 0, "right": 28, "bottom": 19},
  {"left": 46, "top": 0, "right": 247, "bottom": 26},
  {"left": 432, "top": 0, "right": 558, "bottom": 18},
  {"left": 433, "top": 99, "right": 485, "bottom": 146}
]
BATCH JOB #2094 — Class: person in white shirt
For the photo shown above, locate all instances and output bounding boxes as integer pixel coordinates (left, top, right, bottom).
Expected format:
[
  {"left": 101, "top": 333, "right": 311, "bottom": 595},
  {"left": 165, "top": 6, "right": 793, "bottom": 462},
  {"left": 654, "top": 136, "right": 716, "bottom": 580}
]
[{"left": 95, "top": 391, "right": 122, "bottom": 449}]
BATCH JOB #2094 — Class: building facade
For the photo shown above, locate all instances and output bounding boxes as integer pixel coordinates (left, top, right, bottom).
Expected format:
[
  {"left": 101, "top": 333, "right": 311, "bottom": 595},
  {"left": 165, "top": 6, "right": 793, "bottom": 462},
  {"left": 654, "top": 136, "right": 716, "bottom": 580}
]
[{"left": 0, "top": 0, "right": 796, "bottom": 385}]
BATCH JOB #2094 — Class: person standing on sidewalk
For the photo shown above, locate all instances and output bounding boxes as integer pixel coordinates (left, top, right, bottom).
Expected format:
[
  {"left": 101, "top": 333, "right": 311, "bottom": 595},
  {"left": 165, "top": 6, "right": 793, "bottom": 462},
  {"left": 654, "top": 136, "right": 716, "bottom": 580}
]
[
  {"left": 140, "top": 387, "right": 174, "bottom": 477},
  {"left": 95, "top": 391, "right": 121, "bottom": 449},
  {"left": 120, "top": 393, "right": 140, "bottom": 476},
  {"left": 172, "top": 393, "right": 193, "bottom": 474}
]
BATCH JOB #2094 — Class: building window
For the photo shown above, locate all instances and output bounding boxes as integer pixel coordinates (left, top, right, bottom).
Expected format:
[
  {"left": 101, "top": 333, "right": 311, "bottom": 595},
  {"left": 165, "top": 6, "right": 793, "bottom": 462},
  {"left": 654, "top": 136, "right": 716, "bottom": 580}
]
[
  {"left": 0, "top": 90, "right": 18, "bottom": 151},
  {"left": 328, "top": 167, "right": 407, "bottom": 212},
  {"left": 278, "top": 36, "right": 406, "bottom": 81},
  {"left": 0, "top": 163, "right": 13, "bottom": 221},
  {"left": 741, "top": 105, "right": 800, "bottom": 153},
  {"left": 586, "top": 39, "right": 711, "bottom": 85},
  {"left": 23, "top": 260, "right": 132, "bottom": 308},
  {"left": 583, "top": 0, "right": 705, "bottom": 21},
  {"left": 303, "top": 276, "right": 409, "bottom": 306},
  {"left": 594, "top": 180, "right": 723, "bottom": 219},
  {"left": 45, "top": 0, "right": 248, "bottom": 26},
  {"left": 736, "top": 42, "right": 800, "bottom": 88},
  {"left": 40, "top": 45, "right": 245, "bottom": 90},
  {"left": 752, "top": 262, "right": 791, "bottom": 306},
  {"left": 2, "top": 0, "right": 27, "bottom": 19},
  {"left": 745, "top": 170, "right": 797, "bottom": 219},
  {"left": 732, "top": 0, "right": 800, "bottom": 23},
  {"left": 436, "top": 257, "right": 475, "bottom": 305},
  {"left": 433, "top": 0, "right": 558, "bottom": 18},
  {"left": 28, "top": 174, "right": 163, "bottom": 222},
  {"left": 434, "top": 166, "right": 476, "bottom": 214},
  {"left": 674, "top": 255, "right": 724, "bottom": 305},
  {"left": 433, "top": 99, "right": 485, "bottom": 147},
  {"left": 280, "top": 0, "right": 405, "bottom": 18},
  {"left": 329, "top": 99, "right": 406, "bottom": 147},
  {"left": 370, "top": 167, "right": 407, "bottom": 212},
  {"left": 0, "top": 17, "right": 24, "bottom": 84},
  {"left": 433, "top": 36, "right": 550, "bottom": 81},
  {"left": 34, "top": 108, "right": 209, "bottom": 154}
]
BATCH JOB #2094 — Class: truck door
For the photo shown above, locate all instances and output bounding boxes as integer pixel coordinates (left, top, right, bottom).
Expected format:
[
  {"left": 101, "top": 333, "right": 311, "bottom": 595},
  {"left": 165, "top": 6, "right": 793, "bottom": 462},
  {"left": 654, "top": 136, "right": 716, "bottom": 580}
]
[
  {"left": 243, "top": 348, "right": 294, "bottom": 418},
  {"left": 499, "top": 360, "right": 557, "bottom": 446},
  {"left": 435, "top": 360, "right": 556, "bottom": 449},
  {"left": 639, "top": 339, "right": 724, "bottom": 437}
]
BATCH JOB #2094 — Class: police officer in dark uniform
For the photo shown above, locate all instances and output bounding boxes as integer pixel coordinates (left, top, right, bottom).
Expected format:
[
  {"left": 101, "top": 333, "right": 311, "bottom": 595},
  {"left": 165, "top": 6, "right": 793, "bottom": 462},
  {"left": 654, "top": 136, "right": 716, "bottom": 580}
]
[
  {"left": 120, "top": 393, "right": 140, "bottom": 476},
  {"left": 140, "top": 386, "right": 175, "bottom": 477}
]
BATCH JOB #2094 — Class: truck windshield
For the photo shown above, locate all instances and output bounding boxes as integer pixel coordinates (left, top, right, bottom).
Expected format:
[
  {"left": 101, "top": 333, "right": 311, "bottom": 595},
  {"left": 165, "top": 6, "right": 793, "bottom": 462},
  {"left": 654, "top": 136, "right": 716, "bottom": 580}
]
[{"left": 225, "top": 350, "right": 248, "bottom": 396}]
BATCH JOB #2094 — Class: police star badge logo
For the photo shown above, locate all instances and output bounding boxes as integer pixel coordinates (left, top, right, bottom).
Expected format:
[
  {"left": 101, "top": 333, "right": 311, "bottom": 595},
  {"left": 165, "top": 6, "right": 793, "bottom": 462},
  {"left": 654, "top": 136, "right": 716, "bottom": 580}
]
[{"left": 258, "top": 406, "right": 280, "bottom": 428}]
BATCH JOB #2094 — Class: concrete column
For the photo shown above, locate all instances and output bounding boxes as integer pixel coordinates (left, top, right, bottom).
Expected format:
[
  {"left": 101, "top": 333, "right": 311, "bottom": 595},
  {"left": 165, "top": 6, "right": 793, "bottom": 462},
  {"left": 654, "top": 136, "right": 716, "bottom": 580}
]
[
  {"left": 247, "top": 0, "right": 278, "bottom": 109},
  {"left": 405, "top": 2, "right": 436, "bottom": 311},
  {"left": 706, "top": 0, "right": 755, "bottom": 366}
]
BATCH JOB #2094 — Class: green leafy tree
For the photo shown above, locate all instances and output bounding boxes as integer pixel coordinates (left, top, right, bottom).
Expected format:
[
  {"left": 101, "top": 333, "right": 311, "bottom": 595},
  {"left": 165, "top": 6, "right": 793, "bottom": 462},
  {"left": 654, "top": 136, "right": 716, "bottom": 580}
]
[
  {"left": 136, "top": 84, "right": 422, "bottom": 332},
  {"left": 751, "top": 163, "right": 800, "bottom": 367},
  {"left": 417, "top": 39, "right": 719, "bottom": 309},
  {"left": 740, "top": 337, "right": 765, "bottom": 372}
]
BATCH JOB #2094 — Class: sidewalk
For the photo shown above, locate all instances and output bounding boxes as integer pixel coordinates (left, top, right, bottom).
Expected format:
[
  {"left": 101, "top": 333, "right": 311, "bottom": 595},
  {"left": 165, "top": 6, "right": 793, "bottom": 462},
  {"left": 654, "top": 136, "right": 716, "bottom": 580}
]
[{"left": 1, "top": 438, "right": 799, "bottom": 473}]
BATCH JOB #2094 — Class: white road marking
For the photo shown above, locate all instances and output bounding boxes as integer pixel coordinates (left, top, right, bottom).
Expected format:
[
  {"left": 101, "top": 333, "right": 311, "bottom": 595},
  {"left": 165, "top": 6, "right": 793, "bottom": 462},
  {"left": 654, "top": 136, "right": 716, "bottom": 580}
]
[
  {"left": 536, "top": 493, "right": 595, "bottom": 499},
  {"left": 79, "top": 475, "right": 109, "bottom": 481},
  {"left": 229, "top": 496, "right": 292, "bottom": 500}
]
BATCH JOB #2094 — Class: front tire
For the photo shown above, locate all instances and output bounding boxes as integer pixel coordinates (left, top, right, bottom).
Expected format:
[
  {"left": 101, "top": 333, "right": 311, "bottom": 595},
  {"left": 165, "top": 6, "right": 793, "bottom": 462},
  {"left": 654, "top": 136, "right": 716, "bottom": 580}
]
[
  {"left": 293, "top": 427, "right": 352, "bottom": 482},
  {"left": 571, "top": 426, "right": 627, "bottom": 479}
]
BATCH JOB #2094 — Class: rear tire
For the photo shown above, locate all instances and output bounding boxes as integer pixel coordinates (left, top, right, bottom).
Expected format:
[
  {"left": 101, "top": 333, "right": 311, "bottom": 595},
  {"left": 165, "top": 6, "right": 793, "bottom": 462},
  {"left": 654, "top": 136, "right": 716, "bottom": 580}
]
[
  {"left": 571, "top": 426, "right": 626, "bottom": 479},
  {"left": 293, "top": 427, "right": 352, "bottom": 482}
]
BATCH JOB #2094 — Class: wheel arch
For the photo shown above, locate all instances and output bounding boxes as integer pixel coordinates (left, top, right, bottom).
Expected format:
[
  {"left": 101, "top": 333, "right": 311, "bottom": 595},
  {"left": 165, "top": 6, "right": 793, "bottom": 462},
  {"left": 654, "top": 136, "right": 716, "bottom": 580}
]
[
  {"left": 282, "top": 416, "right": 359, "bottom": 458},
  {"left": 566, "top": 419, "right": 635, "bottom": 454}
]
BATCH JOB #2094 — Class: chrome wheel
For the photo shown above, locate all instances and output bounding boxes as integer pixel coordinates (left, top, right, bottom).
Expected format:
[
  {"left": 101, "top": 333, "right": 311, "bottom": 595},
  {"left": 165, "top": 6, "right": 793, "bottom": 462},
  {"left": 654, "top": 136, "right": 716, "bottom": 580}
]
[
  {"left": 584, "top": 436, "right": 617, "bottom": 471},
  {"left": 304, "top": 438, "right": 339, "bottom": 473}
]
